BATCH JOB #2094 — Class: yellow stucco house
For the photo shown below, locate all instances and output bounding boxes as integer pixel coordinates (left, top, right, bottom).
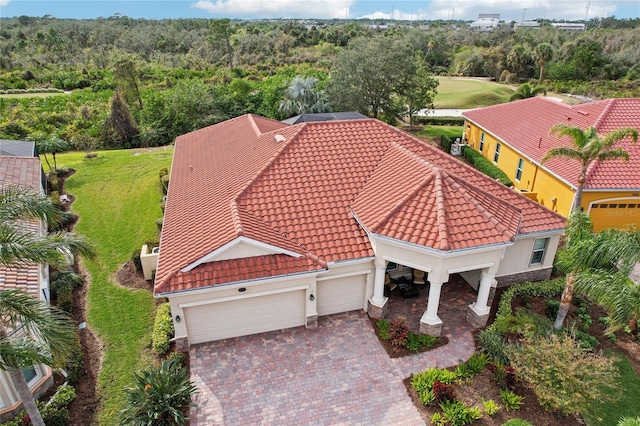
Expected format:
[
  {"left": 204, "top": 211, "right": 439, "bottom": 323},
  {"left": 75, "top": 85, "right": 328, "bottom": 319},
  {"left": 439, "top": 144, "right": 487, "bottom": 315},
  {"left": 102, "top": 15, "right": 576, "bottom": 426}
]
[{"left": 462, "top": 97, "right": 640, "bottom": 232}]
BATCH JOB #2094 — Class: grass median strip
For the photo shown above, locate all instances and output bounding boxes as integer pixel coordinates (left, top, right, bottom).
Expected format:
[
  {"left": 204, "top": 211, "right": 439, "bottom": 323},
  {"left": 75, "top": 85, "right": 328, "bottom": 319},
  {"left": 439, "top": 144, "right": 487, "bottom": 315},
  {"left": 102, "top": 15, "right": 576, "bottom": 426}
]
[{"left": 58, "top": 147, "right": 173, "bottom": 425}]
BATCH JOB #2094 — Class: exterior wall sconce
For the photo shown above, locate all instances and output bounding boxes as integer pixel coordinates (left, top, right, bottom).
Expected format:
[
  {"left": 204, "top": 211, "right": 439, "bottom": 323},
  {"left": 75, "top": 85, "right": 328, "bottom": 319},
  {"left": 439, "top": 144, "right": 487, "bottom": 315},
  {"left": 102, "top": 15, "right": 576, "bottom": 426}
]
[
  {"left": 175, "top": 315, "right": 181, "bottom": 323},
  {"left": 238, "top": 287, "right": 247, "bottom": 292},
  {"left": 309, "top": 294, "right": 315, "bottom": 301}
]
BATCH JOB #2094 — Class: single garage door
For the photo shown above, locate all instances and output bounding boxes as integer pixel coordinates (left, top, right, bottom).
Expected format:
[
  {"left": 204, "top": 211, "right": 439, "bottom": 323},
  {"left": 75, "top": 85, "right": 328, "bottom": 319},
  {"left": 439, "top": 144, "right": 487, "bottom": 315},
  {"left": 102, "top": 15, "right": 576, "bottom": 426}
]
[
  {"left": 589, "top": 200, "right": 640, "bottom": 232},
  {"left": 317, "top": 275, "right": 366, "bottom": 316},
  {"left": 184, "top": 290, "right": 306, "bottom": 344}
]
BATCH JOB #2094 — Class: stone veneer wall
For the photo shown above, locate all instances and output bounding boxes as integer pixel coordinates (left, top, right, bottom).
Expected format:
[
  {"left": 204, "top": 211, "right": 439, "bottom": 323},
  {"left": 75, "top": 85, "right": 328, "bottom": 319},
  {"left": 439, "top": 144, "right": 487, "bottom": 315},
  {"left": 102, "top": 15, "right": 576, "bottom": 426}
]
[{"left": 487, "top": 267, "right": 553, "bottom": 310}]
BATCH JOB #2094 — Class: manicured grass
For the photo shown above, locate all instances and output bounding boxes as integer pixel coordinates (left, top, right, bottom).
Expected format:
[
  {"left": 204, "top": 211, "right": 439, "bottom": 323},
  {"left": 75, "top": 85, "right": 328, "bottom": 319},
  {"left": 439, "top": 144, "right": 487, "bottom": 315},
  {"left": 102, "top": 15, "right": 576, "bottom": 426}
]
[
  {"left": 582, "top": 349, "right": 640, "bottom": 425},
  {"left": 434, "top": 77, "right": 515, "bottom": 108},
  {"left": 413, "top": 125, "right": 464, "bottom": 141},
  {"left": 56, "top": 147, "right": 173, "bottom": 425}
]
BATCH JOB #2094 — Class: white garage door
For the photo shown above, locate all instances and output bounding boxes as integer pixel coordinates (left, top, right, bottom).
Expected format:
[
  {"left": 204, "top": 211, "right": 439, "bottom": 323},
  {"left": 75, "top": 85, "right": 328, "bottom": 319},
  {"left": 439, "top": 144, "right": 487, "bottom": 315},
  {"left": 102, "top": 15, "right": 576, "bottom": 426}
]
[
  {"left": 317, "top": 275, "right": 366, "bottom": 316},
  {"left": 185, "top": 290, "right": 306, "bottom": 344}
]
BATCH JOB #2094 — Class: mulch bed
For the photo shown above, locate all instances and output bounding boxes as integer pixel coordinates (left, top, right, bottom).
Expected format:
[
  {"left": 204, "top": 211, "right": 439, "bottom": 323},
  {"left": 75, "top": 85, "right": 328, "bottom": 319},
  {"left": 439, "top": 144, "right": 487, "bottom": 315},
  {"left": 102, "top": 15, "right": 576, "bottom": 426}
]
[{"left": 368, "top": 317, "right": 449, "bottom": 358}]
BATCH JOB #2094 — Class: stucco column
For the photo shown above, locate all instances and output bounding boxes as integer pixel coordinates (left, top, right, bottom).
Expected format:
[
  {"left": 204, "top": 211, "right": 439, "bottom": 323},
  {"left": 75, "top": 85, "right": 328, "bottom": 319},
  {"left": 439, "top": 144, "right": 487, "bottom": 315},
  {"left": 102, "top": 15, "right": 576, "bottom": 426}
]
[
  {"left": 420, "top": 280, "right": 444, "bottom": 336},
  {"left": 368, "top": 258, "right": 388, "bottom": 319},
  {"left": 467, "top": 271, "right": 495, "bottom": 328}
]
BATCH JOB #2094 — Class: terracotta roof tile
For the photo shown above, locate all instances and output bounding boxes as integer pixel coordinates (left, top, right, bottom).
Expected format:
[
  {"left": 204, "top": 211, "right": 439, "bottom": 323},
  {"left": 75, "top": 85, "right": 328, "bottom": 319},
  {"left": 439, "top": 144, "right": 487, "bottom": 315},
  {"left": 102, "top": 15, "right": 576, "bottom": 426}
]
[
  {"left": 463, "top": 97, "right": 640, "bottom": 190},
  {"left": 0, "top": 155, "right": 44, "bottom": 296},
  {"left": 155, "top": 116, "right": 565, "bottom": 294}
]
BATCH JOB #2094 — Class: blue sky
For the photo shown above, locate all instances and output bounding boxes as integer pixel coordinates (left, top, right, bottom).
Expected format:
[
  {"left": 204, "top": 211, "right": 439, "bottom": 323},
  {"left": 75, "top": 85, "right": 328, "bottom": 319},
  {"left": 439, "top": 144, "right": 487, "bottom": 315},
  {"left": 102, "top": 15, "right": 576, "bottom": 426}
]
[{"left": 1, "top": 0, "right": 638, "bottom": 21}]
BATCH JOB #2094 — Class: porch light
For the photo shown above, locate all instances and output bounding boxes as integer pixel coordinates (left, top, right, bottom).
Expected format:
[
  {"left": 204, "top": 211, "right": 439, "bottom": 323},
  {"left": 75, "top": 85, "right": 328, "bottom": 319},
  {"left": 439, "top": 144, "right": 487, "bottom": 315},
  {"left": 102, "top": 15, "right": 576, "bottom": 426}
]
[
  {"left": 175, "top": 315, "right": 181, "bottom": 323},
  {"left": 309, "top": 294, "right": 315, "bottom": 301}
]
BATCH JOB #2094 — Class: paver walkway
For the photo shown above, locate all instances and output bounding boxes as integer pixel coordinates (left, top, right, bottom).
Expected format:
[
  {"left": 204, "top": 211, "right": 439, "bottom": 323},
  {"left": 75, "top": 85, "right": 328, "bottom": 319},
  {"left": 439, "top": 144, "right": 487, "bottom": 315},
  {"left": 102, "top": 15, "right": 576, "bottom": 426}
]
[{"left": 190, "top": 278, "right": 477, "bottom": 425}]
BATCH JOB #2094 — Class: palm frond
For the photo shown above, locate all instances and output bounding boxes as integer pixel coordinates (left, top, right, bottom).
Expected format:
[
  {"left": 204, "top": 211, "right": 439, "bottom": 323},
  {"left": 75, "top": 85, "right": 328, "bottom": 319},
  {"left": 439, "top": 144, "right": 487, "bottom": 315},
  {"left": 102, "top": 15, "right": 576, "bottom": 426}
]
[
  {"left": 0, "top": 185, "right": 61, "bottom": 226},
  {"left": 541, "top": 146, "right": 584, "bottom": 164}
]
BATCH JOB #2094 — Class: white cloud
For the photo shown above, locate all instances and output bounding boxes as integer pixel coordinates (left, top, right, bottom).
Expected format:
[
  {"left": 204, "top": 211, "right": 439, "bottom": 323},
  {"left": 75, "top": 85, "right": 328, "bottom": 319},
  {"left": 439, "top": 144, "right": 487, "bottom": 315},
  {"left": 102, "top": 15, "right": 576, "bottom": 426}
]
[
  {"left": 426, "top": 0, "right": 618, "bottom": 22},
  {"left": 0, "top": 0, "right": 10, "bottom": 7},
  {"left": 361, "top": 9, "right": 427, "bottom": 21},
  {"left": 192, "top": 0, "right": 355, "bottom": 19}
]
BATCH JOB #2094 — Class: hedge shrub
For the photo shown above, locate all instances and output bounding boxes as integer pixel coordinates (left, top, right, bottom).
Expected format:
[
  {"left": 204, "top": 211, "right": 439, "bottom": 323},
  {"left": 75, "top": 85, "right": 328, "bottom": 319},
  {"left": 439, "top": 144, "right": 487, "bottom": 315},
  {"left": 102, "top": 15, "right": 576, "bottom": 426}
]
[
  {"left": 152, "top": 302, "right": 174, "bottom": 356},
  {"left": 461, "top": 146, "right": 513, "bottom": 187}
]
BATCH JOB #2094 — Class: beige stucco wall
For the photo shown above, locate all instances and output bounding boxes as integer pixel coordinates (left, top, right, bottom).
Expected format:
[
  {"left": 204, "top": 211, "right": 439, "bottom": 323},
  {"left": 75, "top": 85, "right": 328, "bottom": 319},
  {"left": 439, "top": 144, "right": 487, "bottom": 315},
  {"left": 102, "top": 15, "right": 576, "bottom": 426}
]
[
  {"left": 0, "top": 364, "right": 52, "bottom": 422},
  {"left": 497, "top": 233, "right": 561, "bottom": 278}
]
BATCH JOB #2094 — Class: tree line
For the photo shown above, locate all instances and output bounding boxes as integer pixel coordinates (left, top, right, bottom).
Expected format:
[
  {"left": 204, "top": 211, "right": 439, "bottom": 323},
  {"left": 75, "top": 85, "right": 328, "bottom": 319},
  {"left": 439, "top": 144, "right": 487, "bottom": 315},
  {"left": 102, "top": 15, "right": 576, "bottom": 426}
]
[{"left": 0, "top": 16, "right": 638, "bottom": 149}]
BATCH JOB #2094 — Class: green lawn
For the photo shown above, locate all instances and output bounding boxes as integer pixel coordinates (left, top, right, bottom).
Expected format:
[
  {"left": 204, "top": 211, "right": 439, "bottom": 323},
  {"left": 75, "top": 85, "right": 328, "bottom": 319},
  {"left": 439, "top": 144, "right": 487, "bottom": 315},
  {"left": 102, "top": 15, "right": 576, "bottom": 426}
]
[
  {"left": 56, "top": 147, "right": 173, "bottom": 425},
  {"left": 434, "top": 77, "right": 515, "bottom": 108},
  {"left": 413, "top": 125, "right": 464, "bottom": 142},
  {"left": 582, "top": 349, "right": 640, "bottom": 425}
]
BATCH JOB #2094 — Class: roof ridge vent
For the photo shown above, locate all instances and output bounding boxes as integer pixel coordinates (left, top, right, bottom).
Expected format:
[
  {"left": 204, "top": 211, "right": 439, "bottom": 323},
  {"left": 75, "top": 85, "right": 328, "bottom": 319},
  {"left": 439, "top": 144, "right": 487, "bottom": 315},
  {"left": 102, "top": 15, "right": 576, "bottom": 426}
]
[
  {"left": 274, "top": 134, "right": 286, "bottom": 143},
  {"left": 577, "top": 110, "right": 589, "bottom": 115}
]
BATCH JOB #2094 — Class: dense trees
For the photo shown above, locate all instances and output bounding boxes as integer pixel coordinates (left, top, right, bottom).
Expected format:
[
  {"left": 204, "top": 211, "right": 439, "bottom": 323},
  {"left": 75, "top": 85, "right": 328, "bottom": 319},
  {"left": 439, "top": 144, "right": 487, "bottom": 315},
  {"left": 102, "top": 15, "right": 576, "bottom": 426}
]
[
  {"left": 0, "top": 17, "right": 638, "bottom": 148},
  {"left": 327, "top": 34, "right": 437, "bottom": 120}
]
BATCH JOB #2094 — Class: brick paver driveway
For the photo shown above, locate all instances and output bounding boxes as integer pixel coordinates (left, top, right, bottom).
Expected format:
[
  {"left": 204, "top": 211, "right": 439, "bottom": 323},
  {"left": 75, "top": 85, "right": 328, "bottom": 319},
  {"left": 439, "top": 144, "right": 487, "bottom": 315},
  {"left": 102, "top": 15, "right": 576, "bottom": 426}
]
[{"left": 189, "top": 308, "right": 475, "bottom": 425}]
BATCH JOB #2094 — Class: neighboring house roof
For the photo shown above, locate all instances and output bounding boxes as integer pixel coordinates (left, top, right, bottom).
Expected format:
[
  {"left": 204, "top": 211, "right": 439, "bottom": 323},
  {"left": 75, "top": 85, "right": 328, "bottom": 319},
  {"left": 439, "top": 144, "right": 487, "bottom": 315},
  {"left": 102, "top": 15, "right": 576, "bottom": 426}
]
[
  {"left": 281, "top": 112, "right": 369, "bottom": 125},
  {"left": 0, "top": 156, "right": 43, "bottom": 296},
  {"left": 463, "top": 97, "right": 640, "bottom": 190},
  {"left": 155, "top": 115, "right": 565, "bottom": 295},
  {"left": 0, "top": 139, "right": 36, "bottom": 157}
]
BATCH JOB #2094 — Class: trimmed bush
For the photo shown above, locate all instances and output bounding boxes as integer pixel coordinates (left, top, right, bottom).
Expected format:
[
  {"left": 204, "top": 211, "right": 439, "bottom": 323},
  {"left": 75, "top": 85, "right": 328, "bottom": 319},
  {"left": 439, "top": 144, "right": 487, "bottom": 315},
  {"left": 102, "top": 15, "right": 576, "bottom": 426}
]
[
  {"left": 65, "top": 332, "right": 84, "bottom": 385},
  {"left": 152, "top": 302, "right": 174, "bottom": 356},
  {"left": 388, "top": 319, "right": 410, "bottom": 347},
  {"left": 461, "top": 146, "right": 513, "bottom": 186},
  {"left": 545, "top": 299, "right": 560, "bottom": 319},
  {"left": 414, "top": 116, "right": 465, "bottom": 126}
]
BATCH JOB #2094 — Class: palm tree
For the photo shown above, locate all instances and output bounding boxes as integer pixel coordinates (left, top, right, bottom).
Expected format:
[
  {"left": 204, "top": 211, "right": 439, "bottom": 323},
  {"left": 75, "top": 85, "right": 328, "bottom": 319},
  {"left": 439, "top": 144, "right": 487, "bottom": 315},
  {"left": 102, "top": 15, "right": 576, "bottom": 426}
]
[
  {"left": 27, "top": 133, "right": 68, "bottom": 172},
  {"left": 278, "top": 76, "right": 332, "bottom": 118},
  {"left": 0, "top": 290, "right": 76, "bottom": 426},
  {"left": 553, "top": 211, "right": 596, "bottom": 329},
  {"left": 574, "top": 228, "right": 640, "bottom": 333},
  {"left": 534, "top": 43, "right": 553, "bottom": 84},
  {"left": 542, "top": 125, "right": 638, "bottom": 213},
  {"left": 509, "top": 83, "right": 546, "bottom": 101},
  {"left": 1, "top": 185, "right": 95, "bottom": 425}
]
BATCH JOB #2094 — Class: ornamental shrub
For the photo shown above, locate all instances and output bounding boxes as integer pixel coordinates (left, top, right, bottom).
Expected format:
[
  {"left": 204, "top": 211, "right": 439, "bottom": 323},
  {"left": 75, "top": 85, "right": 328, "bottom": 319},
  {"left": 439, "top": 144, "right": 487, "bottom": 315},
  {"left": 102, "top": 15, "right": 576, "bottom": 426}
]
[
  {"left": 432, "top": 380, "right": 457, "bottom": 403},
  {"left": 461, "top": 146, "right": 513, "bottom": 186},
  {"left": 152, "top": 303, "right": 174, "bottom": 356},
  {"left": 439, "top": 399, "right": 483, "bottom": 425},
  {"left": 120, "top": 359, "right": 197, "bottom": 426},
  {"left": 500, "top": 389, "right": 524, "bottom": 411},
  {"left": 505, "top": 332, "right": 618, "bottom": 415},
  {"left": 545, "top": 300, "right": 560, "bottom": 319},
  {"left": 388, "top": 319, "right": 410, "bottom": 348}
]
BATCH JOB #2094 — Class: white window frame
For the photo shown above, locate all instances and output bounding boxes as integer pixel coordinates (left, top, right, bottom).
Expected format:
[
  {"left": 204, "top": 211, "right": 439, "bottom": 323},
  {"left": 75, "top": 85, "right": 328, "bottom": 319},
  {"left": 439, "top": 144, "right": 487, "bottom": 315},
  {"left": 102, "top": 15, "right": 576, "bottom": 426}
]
[
  {"left": 515, "top": 158, "right": 524, "bottom": 181},
  {"left": 479, "top": 133, "right": 485, "bottom": 152},
  {"left": 21, "top": 365, "right": 42, "bottom": 387},
  {"left": 493, "top": 143, "right": 501, "bottom": 163},
  {"left": 530, "top": 238, "right": 550, "bottom": 265}
]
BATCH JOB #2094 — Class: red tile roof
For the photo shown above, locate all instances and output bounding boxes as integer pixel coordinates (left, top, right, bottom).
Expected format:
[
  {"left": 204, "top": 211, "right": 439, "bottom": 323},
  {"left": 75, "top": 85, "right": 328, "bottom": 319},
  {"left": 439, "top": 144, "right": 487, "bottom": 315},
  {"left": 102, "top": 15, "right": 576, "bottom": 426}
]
[
  {"left": 463, "top": 97, "right": 640, "bottom": 190},
  {"left": 155, "top": 115, "right": 565, "bottom": 294},
  {"left": 0, "top": 155, "right": 44, "bottom": 296}
]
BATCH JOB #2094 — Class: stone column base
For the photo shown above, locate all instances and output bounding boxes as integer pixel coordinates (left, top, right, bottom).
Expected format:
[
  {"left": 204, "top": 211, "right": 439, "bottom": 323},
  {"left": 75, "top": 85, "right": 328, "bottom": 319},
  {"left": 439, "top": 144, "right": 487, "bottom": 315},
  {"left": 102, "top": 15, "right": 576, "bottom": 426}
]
[
  {"left": 306, "top": 314, "right": 318, "bottom": 330},
  {"left": 174, "top": 336, "right": 190, "bottom": 352},
  {"left": 367, "top": 297, "right": 389, "bottom": 319},
  {"left": 419, "top": 313, "right": 443, "bottom": 337},
  {"left": 466, "top": 303, "right": 490, "bottom": 328}
]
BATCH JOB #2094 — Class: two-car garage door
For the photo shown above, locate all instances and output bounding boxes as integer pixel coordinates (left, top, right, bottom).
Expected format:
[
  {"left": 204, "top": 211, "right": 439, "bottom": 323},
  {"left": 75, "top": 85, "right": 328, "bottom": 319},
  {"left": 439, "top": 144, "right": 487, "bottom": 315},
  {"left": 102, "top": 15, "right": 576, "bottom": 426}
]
[{"left": 184, "top": 290, "right": 306, "bottom": 344}]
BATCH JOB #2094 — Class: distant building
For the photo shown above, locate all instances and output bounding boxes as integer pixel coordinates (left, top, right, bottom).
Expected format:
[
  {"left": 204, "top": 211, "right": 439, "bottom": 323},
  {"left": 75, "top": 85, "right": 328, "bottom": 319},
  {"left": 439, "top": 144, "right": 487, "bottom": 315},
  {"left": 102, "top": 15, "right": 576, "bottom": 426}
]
[
  {"left": 514, "top": 21, "right": 541, "bottom": 29},
  {"left": 551, "top": 22, "right": 585, "bottom": 31},
  {"left": 469, "top": 17, "right": 500, "bottom": 31}
]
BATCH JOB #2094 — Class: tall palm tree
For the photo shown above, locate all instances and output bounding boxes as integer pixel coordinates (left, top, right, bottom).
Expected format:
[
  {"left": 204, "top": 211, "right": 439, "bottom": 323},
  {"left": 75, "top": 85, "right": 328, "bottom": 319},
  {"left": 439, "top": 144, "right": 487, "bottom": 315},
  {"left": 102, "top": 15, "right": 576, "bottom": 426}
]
[
  {"left": 1, "top": 185, "right": 95, "bottom": 425},
  {"left": 542, "top": 125, "right": 638, "bottom": 213},
  {"left": 27, "top": 133, "right": 68, "bottom": 172},
  {"left": 509, "top": 83, "right": 546, "bottom": 101},
  {"left": 574, "top": 228, "right": 640, "bottom": 333},
  {"left": 553, "top": 211, "right": 596, "bottom": 329},
  {"left": 534, "top": 43, "right": 553, "bottom": 84},
  {"left": 278, "top": 76, "right": 332, "bottom": 118}
]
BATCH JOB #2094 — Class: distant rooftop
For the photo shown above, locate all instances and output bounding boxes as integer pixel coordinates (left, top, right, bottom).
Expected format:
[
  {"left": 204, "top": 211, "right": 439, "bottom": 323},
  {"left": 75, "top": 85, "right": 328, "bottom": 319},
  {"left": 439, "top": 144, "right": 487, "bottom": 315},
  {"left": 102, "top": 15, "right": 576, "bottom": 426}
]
[
  {"left": 0, "top": 139, "right": 36, "bottom": 157},
  {"left": 281, "top": 112, "right": 369, "bottom": 125}
]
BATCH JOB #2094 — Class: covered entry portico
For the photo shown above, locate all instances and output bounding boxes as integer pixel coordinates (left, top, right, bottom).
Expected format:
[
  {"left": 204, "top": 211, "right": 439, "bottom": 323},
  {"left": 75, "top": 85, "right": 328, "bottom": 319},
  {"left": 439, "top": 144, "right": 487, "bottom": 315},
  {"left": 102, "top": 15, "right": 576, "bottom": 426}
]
[{"left": 366, "top": 236, "right": 507, "bottom": 337}]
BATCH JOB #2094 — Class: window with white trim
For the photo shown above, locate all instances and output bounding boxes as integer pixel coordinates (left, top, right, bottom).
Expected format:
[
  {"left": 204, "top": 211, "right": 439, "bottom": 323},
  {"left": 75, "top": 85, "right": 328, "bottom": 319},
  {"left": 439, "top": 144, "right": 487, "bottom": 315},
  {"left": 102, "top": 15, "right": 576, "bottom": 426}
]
[
  {"left": 479, "top": 133, "right": 485, "bottom": 152},
  {"left": 530, "top": 238, "right": 550, "bottom": 265},
  {"left": 515, "top": 158, "right": 524, "bottom": 181},
  {"left": 493, "top": 143, "right": 501, "bottom": 163}
]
